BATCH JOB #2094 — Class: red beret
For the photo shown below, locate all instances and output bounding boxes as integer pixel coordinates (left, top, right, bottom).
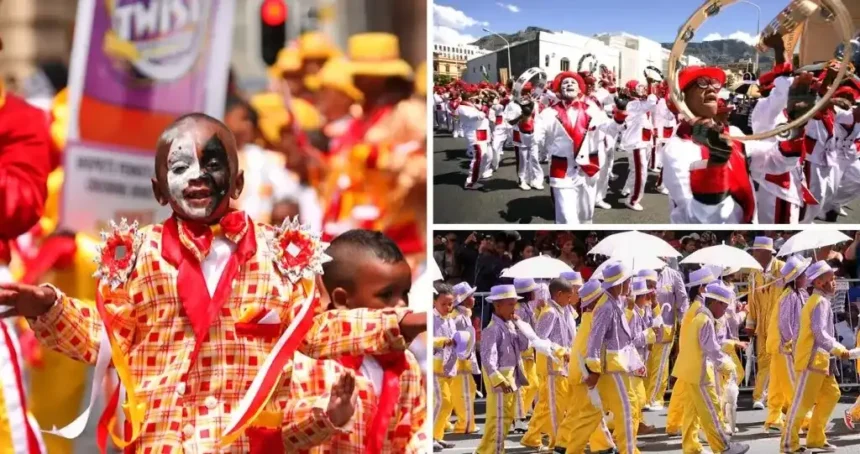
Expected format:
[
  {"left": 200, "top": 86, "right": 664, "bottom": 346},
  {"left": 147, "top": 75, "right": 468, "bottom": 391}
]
[
  {"left": 551, "top": 71, "right": 585, "bottom": 93},
  {"left": 678, "top": 66, "right": 726, "bottom": 92}
]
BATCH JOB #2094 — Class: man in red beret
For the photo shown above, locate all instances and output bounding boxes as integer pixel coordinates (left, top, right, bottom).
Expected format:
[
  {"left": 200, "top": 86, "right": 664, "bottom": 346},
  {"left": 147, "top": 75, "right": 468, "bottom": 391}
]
[
  {"left": 458, "top": 87, "right": 492, "bottom": 189},
  {"left": 829, "top": 78, "right": 860, "bottom": 218},
  {"left": 660, "top": 59, "right": 812, "bottom": 223},
  {"left": 617, "top": 79, "right": 658, "bottom": 212},
  {"left": 535, "top": 71, "right": 617, "bottom": 224}
]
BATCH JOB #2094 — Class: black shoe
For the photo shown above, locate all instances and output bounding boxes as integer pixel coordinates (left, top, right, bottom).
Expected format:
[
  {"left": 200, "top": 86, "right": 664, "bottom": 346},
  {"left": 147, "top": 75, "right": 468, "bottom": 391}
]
[
  {"left": 554, "top": 447, "right": 567, "bottom": 454},
  {"left": 438, "top": 440, "right": 455, "bottom": 449}
]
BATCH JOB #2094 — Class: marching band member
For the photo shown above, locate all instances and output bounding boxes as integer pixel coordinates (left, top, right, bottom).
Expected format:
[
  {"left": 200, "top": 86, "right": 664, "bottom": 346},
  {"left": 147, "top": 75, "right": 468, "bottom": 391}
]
[
  {"left": 536, "top": 72, "right": 613, "bottom": 224},
  {"left": 450, "top": 91, "right": 463, "bottom": 139},
  {"left": 666, "top": 267, "right": 717, "bottom": 437},
  {"left": 0, "top": 41, "right": 52, "bottom": 452},
  {"left": 459, "top": 88, "right": 492, "bottom": 189},
  {"left": 676, "top": 282, "right": 748, "bottom": 454},
  {"left": 557, "top": 279, "right": 616, "bottom": 454},
  {"left": 512, "top": 278, "right": 542, "bottom": 431},
  {"left": 450, "top": 282, "right": 479, "bottom": 435},
  {"left": 618, "top": 80, "right": 658, "bottom": 211},
  {"left": 568, "top": 262, "right": 641, "bottom": 454},
  {"left": 490, "top": 89, "right": 511, "bottom": 173},
  {"left": 749, "top": 35, "right": 815, "bottom": 224},
  {"left": 506, "top": 83, "right": 544, "bottom": 191},
  {"left": 653, "top": 82, "right": 676, "bottom": 195},
  {"left": 745, "top": 236, "right": 785, "bottom": 410},
  {"left": 595, "top": 71, "right": 619, "bottom": 210},
  {"left": 661, "top": 65, "right": 807, "bottom": 224},
  {"left": 521, "top": 277, "right": 579, "bottom": 451},
  {"left": 764, "top": 255, "right": 811, "bottom": 432},
  {"left": 433, "top": 284, "right": 457, "bottom": 451},
  {"left": 434, "top": 88, "right": 446, "bottom": 131},
  {"left": 715, "top": 267, "right": 747, "bottom": 407},
  {"left": 828, "top": 80, "right": 860, "bottom": 218},
  {"left": 782, "top": 261, "right": 849, "bottom": 453},
  {"left": 627, "top": 277, "right": 659, "bottom": 435},
  {"left": 646, "top": 264, "right": 688, "bottom": 410},
  {"left": 476, "top": 285, "right": 529, "bottom": 454}
]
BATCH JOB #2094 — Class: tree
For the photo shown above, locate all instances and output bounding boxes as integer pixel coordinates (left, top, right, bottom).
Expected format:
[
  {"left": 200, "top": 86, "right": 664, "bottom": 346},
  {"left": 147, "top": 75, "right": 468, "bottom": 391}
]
[{"left": 434, "top": 74, "right": 455, "bottom": 86}]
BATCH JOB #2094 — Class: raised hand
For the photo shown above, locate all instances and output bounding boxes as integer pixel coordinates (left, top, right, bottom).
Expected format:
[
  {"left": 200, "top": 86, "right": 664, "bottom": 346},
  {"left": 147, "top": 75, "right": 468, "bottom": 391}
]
[
  {"left": 787, "top": 72, "right": 818, "bottom": 121},
  {"left": 326, "top": 370, "right": 356, "bottom": 428},
  {"left": 0, "top": 282, "right": 57, "bottom": 319},
  {"left": 690, "top": 119, "right": 732, "bottom": 165}
]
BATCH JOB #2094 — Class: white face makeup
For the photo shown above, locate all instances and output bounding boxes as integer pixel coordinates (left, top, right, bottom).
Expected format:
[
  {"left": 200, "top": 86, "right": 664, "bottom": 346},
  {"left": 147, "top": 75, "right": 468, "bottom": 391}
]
[
  {"left": 166, "top": 132, "right": 210, "bottom": 219},
  {"left": 560, "top": 78, "right": 580, "bottom": 100}
]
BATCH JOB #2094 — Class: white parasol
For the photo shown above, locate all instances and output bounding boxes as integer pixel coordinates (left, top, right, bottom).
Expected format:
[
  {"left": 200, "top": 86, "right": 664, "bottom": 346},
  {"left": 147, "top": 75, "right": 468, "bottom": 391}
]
[
  {"left": 588, "top": 231, "right": 680, "bottom": 259},
  {"left": 776, "top": 230, "right": 852, "bottom": 257},
  {"left": 592, "top": 254, "right": 667, "bottom": 280},
  {"left": 680, "top": 244, "right": 762, "bottom": 271},
  {"left": 501, "top": 255, "right": 573, "bottom": 279}
]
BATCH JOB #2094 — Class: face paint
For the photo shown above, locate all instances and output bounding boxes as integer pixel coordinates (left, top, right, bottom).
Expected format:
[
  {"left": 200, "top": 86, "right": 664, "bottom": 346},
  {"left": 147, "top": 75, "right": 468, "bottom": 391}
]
[
  {"left": 165, "top": 131, "right": 230, "bottom": 220},
  {"left": 560, "top": 78, "right": 579, "bottom": 100}
]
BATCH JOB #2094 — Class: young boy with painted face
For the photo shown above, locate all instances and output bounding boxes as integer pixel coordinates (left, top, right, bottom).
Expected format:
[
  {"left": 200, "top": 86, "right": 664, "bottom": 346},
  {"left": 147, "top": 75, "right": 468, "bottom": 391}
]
[
  {"left": 450, "top": 282, "right": 479, "bottom": 435},
  {"left": 520, "top": 277, "right": 579, "bottom": 451},
  {"left": 432, "top": 284, "right": 457, "bottom": 451},
  {"left": 782, "top": 261, "right": 850, "bottom": 453},
  {"left": 0, "top": 113, "right": 427, "bottom": 453},
  {"left": 315, "top": 229, "right": 426, "bottom": 453},
  {"left": 476, "top": 285, "right": 529, "bottom": 454}
]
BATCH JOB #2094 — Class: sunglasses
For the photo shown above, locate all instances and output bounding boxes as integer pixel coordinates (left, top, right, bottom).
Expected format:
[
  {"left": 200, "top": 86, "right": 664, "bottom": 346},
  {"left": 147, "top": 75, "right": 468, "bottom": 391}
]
[{"left": 695, "top": 77, "right": 722, "bottom": 90}]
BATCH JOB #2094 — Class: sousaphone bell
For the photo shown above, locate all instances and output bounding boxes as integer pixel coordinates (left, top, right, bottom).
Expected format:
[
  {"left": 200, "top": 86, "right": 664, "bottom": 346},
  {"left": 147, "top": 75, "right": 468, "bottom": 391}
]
[{"left": 667, "top": 0, "right": 854, "bottom": 141}]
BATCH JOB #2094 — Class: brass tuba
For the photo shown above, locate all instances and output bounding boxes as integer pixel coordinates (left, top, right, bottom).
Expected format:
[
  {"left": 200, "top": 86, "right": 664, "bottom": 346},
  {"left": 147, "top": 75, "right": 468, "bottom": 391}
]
[{"left": 666, "top": 0, "right": 854, "bottom": 141}]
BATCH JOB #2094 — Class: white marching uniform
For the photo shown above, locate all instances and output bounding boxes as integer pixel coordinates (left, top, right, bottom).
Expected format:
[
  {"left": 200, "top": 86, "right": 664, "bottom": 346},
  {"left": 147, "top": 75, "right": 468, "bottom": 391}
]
[
  {"left": 801, "top": 110, "right": 840, "bottom": 222},
  {"left": 506, "top": 102, "right": 544, "bottom": 188},
  {"left": 490, "top": 100, "right": 509, "bottom": 171},
  {"left": 450, "top": 98, "right": 463, "bottom": 138},
  {"left": 434, "top": 92, "right": 446, "bottom": 130},
  {"left": 459, "top": 102, "right": 492, "bottom": 187},
  {"left": 536, "top": 99, "right": 615, "bottom": 224},
  {"left": 830, "top": 107, "right": 860, "bottom": 210},
  {"left": 662, "top": 124, "right": 803, "bottom": 223},
  {"left": 749, "top": 72, "right": 810, "bottom": 224},
  {"left": 620, "top": 94, "right": 658, "bottom": 205},
  {"left": 652, "top": 98, "right": 677, "bottom": 176}
]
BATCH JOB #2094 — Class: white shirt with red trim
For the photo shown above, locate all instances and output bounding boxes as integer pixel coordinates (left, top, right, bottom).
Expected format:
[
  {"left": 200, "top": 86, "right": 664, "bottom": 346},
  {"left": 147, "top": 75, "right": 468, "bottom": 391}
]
[
  {"left": 619, "top": 94, "right": 658, "bottom": 150},
  {"left": 805, "top": 110, "right": 839, "bottom": 167},
  {"left": 654, "top": 98, "right": 677, "bottom": 142},
  {"left": 490, "top": 102, "right": 507, "bottom": 129},
  {"left": 456, "top": 103, "right": 490, "bottom": 143},
  {"left": 835, "top": 107, "right": 860, "bottom": 162}
]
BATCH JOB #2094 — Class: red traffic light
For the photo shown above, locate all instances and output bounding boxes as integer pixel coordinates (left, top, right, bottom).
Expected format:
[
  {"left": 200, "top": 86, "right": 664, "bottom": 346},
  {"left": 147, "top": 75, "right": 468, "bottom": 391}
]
[{"left": 261, "top": 0, "right": 287, "bottom": 26}]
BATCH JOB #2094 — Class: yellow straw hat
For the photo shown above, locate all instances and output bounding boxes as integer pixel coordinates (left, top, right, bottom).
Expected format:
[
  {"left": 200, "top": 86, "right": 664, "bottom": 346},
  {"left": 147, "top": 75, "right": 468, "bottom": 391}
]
[
  {"left": 347, "top": 33, "right": 413, "bottom": 80},
  {"left": 268, "top": 47, "right": 303, "bottom": 80},
  {"left": 319, "top": 58, "right": 363, "bottom": 101},
  {"left": 249, "top": 92, "right": 292, "bottom": 145},
  {"left": 299, "top": 31, "right": 339, "bottom": 60},
  {"left": 415, "top": 61, "right": 427, "bottom": 96}
]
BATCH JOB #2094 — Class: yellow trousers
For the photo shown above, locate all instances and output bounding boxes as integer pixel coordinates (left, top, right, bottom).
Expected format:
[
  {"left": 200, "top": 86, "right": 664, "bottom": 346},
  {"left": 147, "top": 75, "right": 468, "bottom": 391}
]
[
  {"left": 516, "top": 358, "right": 539, "bottom": 418},
  {"left": 764, "top": 352, "right": 795, "bottom": 429},
  {"left": 557, "top": 382, "right": 615, "bottom": 453},
  {"left": 476, "top": 375, "right": 517, "bottom": 454},
  {"left": 666, "top": 379, "right": 694, "bottom": 435},
  {"left": 646, "top": 339, "right": 674, "bottom": 406},
  {"left": 632, "top": 375, "right": 648, "bottom": 421},
  {"left": 722, "top": 344, "right": 745, "bottom": 383},
  {"left": 781, "top": 370, "right": 841, "bottom": 452},
  {"left": 522, "top": 373, "right": 569, "bottom": 448},
  {"left": 433, "top": 375, "right": 455, "bottom": 440},
  {"left": 753, "top": 336, "right": 770, "bottom": 402},
  {"left": 452, "top": 372, "right": 477, "bottom": 433},
  {"left": 848, "top": 395, "right": 860, "bottom": 420},
  {"left": 681, "top": 379, "right": 731, "bottom": 454},
  {"left": 28, "top": 348, "right": 88, "bottom": 454},
  {"left": 567, "top": 373, "right": 640, "bottom": 454}
]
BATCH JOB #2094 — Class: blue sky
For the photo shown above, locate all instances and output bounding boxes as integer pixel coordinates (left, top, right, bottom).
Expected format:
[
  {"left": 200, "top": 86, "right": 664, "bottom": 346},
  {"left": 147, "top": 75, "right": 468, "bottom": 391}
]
[{"left": 434, "top": 0, "right": 788, "bottom": 46}]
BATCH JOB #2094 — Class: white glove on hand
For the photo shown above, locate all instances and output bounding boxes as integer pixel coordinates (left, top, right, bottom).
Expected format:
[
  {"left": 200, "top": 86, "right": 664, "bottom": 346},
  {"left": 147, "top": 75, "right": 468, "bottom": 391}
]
[{"left": 651, "top": 315, "right": 664, "bottom": 329}]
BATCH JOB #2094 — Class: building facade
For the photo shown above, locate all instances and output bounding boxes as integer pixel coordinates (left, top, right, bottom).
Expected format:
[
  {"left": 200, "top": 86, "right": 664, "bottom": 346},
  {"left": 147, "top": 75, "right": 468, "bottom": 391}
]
[{"left": 433, "top": 42, "right": 488, "bottom": 81}]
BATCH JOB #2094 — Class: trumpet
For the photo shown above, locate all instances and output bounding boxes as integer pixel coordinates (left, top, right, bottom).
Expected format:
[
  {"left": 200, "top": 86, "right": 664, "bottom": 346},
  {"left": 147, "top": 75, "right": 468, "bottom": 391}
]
[{"left": 666, "top": 0, "right": 854, "bottom": 141}]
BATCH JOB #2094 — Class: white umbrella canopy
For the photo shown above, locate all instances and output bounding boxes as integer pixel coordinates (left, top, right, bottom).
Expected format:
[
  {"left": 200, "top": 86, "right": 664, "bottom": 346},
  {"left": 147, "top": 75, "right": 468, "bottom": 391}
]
[
  {"left": 589, "top": 231, "right": 680, "bottom": 259},
  {"left": 592, "top": 254, "right": 667, "bottom": 280},
  {"left": 680, "top": 244, "right": 762, "bottom": 271},
  {"left": 501, "top": 255, "right": 573, "bottom": 279},
  {"left": 427, "top": 258, "right": 445, "bottom": 282},
  {"left": 776, "top": 230, "right": 852, "bottom": 257}
]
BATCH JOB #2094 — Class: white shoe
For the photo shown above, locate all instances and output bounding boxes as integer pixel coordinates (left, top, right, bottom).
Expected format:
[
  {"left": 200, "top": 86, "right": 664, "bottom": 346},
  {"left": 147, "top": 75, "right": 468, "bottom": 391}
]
[
  {"left": 642, "top": 405, "right": 653, "bottom": 412},
  {"left": 464, "top": 182, "right": 483, "bottom": 190},
  {"left": 519, "top": 181, "right": 531, "bottom": 190},
  {"left": 595, "top": 200, "right": 611, "bottom": 209},
  {"left": 625, "top": 201, "right": 644, "bottom": 211},
  {"left": 649, "top": 403, "right": 664, "bottom": 411},
  {"left": 808, "top": 443, "right": 837, "bottom": 452},
  {"left": 621, "top": 189, "right": 631, "bottom": 197},
  {"left": 481, "top": 170, "right": 493, "bottom": 180},
  {"left": 433, "top": 440, "right": 444, "bottom": 452},
  {"left": 656, "top": 185, "right": 669, "bottom": 195},
  {"left": 753, "top": 400, "right": 765, "bottom": 410},
  {"left": 722, "top": 442, "right": 750, "bottom": 454},
  {"left": 531, "top": 181, "right": 544, "bottom": 190},
  {"left": 840, "top": 208, "right": 848, "bottom": 217}
]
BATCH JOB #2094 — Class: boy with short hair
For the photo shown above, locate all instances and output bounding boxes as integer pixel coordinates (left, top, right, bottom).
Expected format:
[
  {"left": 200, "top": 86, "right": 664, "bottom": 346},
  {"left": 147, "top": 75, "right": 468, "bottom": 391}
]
[
  {"left": 320, "top": 229, "right": 427, "bottom": 453},
  {"left": 451, "top": 282, "right": 479, "bottom": 435},
  {"left": 513, "top": 277, "right": 541, "bottom": 430},
  {"left": 432, "top": 283, "right": 457, "bottom": 451},
  {"left": 627, "top": 276, "right": 660, "bottom": 435}
]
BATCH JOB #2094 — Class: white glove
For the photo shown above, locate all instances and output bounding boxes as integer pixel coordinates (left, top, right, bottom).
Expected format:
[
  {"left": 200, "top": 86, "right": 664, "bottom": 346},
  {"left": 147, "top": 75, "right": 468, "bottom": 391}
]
[
  {"left": 651, "top": 315, "right": 664, "bottom": 329},
  {"left": 848, "top": 348, "right": 860, "bottom": 360}
]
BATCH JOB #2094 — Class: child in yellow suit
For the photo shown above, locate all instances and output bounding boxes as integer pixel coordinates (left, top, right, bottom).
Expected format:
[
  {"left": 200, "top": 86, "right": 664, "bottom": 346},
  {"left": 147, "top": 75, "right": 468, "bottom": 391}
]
[
  {"left": 450, "top": 282, "right": 479, "bottom": 434},
  {"left": 512, "top": 278, "right": 542, "bottom": 432},
  {"left": 627, "top": 276, "right": 660, "bottom": 435},
  {"left": 432, "top": 284, "right": 457, "bottom": 451}
]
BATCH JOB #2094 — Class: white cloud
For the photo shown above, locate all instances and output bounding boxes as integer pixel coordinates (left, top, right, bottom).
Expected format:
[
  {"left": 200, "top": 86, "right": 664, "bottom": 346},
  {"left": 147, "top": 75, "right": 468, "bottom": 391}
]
[
  {"left": 433, "top": 4, "right": 489, "bottom": 30},
  {"left": 702, "top": 31, "right": 759, "bottom": 46},
  {"left": 496, "top": 2, "right": 520, "bottom": 13},
  {"left": 434, "top": 25, "right": 478, "bottom": 45}
]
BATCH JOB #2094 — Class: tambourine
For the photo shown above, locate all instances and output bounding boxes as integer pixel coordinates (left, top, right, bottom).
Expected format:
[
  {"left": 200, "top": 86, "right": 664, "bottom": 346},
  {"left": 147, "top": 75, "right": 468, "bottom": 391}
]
[
  {"left": 512, "top": 67, "right": 548, "bottom": 103},
  {"left": 578, "top": 53, "right": 599, "bottom": 74},
  {"left": 667, "top": 0, "right": 854, "bottom": 141},
  {"left": 644, "top": 66, "right": 664, "bottom": 82}
]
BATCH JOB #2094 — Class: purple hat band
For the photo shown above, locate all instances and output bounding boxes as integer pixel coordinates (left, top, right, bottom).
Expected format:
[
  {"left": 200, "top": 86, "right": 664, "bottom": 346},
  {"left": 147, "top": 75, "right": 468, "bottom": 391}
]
[
  {"left": 487, "top": 284, "right": 523, "bottom": 301},
  {"left": 750, "top": 236, "right": 774, "bottom": 251}
]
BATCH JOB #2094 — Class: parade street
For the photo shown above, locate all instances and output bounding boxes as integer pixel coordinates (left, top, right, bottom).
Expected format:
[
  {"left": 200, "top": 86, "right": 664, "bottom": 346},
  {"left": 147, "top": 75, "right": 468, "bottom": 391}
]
[
  {"left": 433, "top": 132, "right": 860, "bottom": 225},
  {"left": 443, "top": 394, "right": 860, "bottom": 453}
]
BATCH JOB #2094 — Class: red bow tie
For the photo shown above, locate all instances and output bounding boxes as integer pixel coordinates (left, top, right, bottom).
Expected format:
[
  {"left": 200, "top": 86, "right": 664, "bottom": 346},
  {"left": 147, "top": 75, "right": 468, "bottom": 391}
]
[{"left": 176, "top": 210, "right": 249, "bottom": 262}]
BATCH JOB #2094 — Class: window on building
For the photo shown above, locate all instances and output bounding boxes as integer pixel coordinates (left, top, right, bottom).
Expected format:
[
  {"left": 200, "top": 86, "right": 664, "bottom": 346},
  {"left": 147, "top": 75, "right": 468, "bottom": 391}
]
[
  {"left": 445, "top": 64, "right": 450, "bottom": 73},
  {"left": 560, "top": 58, "right": 570, "bottom": 71},
  {"left": 545, "top": 55, "right": 550, "bottom": 67},
  {"left": 488, "top": 63, "right": 492, "bottom": 71}
]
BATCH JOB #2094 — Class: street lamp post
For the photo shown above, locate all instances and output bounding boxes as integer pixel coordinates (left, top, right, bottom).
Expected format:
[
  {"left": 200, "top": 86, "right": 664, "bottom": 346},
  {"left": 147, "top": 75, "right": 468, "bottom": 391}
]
[
  {"left": 738, "top": 0, "right": 762, "bottom": 75},
  {"left": 483, "top": 26, "right": 512, "bottom": 82}
]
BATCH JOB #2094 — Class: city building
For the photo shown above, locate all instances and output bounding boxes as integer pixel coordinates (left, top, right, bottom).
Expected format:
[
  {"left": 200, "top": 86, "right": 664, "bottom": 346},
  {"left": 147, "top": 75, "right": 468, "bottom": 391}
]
[{"left": 433, "top": 42, "right": 489, "bottom": 81}]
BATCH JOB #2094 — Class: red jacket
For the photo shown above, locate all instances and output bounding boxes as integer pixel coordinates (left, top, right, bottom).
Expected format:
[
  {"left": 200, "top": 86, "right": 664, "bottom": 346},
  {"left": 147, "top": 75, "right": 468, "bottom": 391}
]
[{"left": 0, "top": 93, "right": 52, "bottom": 261}]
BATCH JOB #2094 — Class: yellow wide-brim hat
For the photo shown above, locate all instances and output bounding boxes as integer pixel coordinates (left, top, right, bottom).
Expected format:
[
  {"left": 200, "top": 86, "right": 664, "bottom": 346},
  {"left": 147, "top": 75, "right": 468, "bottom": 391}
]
[
  {"left": 268, "top": 47, "right": 303, "bottom": 80},
  {"left": 299, "top": 31, "right": 339, "bottom": 60},
  {"left": 318, "top": 58, "right": 363, "bottom": 101},
  {"left": 249, "top": 92, "right": 292, "bottom": 145},
  {"left": 347, "top": 32, "right": 413, "bottom": 80}
]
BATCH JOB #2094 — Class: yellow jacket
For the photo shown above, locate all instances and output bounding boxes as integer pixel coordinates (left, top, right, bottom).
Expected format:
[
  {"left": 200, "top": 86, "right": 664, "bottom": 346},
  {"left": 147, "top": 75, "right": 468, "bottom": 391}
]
[
  {"left": 745, "top": 258, "right": 785, "bottom": 338},
  {"left": 794, "top": 292, "right": 847, "bottom": 373},
  {"left": 671, "top": 297, "right": 702, "bottom": 379}
]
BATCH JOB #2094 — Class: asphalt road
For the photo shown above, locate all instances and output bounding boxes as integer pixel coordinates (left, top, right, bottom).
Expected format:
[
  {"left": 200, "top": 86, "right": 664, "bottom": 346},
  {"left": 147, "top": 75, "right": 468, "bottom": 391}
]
[
  {"left": 440, "top": 394, "right": 860, "bottom": 453},
  {"left": 432, "top": 132, "right": 860, "bottom": 225}
]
